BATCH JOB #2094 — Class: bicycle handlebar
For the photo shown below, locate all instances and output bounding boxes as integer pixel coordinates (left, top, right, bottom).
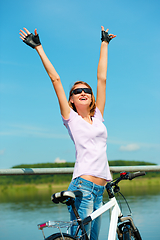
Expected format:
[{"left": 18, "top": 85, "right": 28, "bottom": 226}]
[
  {"left": 108, "top": 171, "right": 146, "bottom": 188},
  {"left": 128, "top": 171, "right": 146, "bottom": 180},
  {"left": 106, "top": 171, "right": 146, "bottom": 198}
]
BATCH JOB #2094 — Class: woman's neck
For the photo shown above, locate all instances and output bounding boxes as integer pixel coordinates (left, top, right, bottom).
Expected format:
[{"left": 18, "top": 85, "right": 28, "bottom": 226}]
[{"left": 77, "top": 109, "right": 92, "bottom": 124}]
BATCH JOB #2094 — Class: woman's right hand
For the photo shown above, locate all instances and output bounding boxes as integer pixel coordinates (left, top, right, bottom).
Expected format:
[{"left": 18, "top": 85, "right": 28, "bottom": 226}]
[{"left": 19, "top": 28, "right": 41, "bottom": 49}]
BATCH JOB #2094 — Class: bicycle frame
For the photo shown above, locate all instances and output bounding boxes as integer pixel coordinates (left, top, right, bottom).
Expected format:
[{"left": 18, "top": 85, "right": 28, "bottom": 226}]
[
  {"left": 83, "top": 197, "right": 122, "bottom": 240},
  {"left": 38, "top": 197, "right": 122, "bottom": 240}
]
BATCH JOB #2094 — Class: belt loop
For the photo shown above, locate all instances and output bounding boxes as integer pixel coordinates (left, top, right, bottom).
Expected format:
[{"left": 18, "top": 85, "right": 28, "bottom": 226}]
[
  {"left": 75, "top": 177, "right": 78, "bottom": 185},
  {"left": 77, "top": 177, "right": 80, "bottom": 184},
  {"left": 92, "top": 182, "right": 94, "bottom": 192}
]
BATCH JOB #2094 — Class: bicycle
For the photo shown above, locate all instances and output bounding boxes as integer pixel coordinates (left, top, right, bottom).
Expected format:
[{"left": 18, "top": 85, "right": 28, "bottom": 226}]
[{"left": 38, "top": 171, "right": 145, "bottom": 240}]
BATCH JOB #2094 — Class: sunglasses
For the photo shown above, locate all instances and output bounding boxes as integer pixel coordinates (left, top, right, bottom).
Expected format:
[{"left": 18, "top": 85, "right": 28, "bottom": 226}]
[{"left": 71, "top": 88, "right": 92, "bottom": 95}]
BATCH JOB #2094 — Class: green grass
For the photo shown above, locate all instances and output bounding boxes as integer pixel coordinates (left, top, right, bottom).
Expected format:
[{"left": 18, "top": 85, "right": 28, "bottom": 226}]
[{"left": 0, "top": 177, "right": 160, "bottom": 203}]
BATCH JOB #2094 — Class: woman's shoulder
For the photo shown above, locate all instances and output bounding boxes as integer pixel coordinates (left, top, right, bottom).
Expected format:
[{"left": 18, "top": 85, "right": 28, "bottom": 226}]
[
  {"left": 62, "top": 108, "right": 78, "bottom": 124},
  {"left": 94, "top": 107, "right": 104, "bottom": 122}
]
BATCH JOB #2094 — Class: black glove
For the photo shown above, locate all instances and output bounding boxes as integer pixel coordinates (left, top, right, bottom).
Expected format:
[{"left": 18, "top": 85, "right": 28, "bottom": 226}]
[
  {"left": 23, "top": 33, "right": 41, "bottom": 49},
  {"left": 101, "top": 31, "right": 112, "bottom": 43}
]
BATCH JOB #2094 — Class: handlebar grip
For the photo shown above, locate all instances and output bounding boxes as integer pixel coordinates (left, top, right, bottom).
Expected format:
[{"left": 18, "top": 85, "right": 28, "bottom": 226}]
[{"left": 128, "top": 171, "right": 146, "bottom": 180}]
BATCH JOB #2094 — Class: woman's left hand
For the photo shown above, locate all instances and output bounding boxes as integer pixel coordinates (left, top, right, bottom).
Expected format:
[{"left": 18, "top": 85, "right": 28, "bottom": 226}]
[{"left": 101, "top": 26, "right": 116, "bottom": 43}]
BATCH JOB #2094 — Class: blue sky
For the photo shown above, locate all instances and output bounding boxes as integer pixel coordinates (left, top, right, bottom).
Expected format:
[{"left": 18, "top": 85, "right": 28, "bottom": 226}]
[{"left": 0, "top": 0, "right": 160, "bottom": 168}]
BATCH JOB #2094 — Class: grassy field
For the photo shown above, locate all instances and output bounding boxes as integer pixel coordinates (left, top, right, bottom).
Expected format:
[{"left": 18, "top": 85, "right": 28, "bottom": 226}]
[{"left": 0, "top": 177, "right": 160, "bottom": 203}]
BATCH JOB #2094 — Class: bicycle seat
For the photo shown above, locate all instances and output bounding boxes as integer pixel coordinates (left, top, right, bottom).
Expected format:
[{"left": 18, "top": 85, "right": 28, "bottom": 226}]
[{"left": 51, "top": 190, "right": 82, "bottom": 204}]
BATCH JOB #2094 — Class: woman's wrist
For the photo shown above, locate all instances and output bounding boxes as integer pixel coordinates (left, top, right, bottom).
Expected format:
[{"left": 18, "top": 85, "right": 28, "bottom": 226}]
[
  {"left": 35, "top": 44, "right": 43, "bottom": 52},
  {"left": 35, "top": 44, "right": 42, "bottom": 49},
  {"left": 101, "top": 41, "right": 109, "bottom": 46}
]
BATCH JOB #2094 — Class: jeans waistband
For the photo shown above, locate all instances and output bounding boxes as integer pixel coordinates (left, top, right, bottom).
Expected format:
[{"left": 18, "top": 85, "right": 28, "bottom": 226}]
[{"left": 74, "top": 177, "right": 105, "bottom": 192}]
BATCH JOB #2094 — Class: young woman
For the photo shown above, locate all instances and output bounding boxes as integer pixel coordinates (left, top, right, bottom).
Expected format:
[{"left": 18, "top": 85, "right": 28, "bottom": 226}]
[{"left": 19, "top": 26, "right": 116, "bottom": 239}]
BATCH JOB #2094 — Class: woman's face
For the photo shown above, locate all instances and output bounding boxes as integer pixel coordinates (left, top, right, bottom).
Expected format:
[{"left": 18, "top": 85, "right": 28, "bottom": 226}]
[{"left": 70, "top": 83, "right": 92, "bottom": 111}]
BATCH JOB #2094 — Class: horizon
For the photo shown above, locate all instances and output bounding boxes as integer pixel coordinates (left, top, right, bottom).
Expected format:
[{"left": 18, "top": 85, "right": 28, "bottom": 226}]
[{"left": 12, "top": 159, "right": 157, "bottom": 169}]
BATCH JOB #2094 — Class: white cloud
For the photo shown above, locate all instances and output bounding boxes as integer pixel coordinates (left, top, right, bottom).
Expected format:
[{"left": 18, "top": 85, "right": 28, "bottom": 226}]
[
  {"left": 54, "top": 157, "right": 66, "bottom": 163},
  {"left": 119, "top": 144, "right": 140, "bottom": 152},
  {"left": 108, "top": 137, "right": 160, "bottom": 150},
  {"left": 0, "top": 149, "right": 5, "bottom": 155}
]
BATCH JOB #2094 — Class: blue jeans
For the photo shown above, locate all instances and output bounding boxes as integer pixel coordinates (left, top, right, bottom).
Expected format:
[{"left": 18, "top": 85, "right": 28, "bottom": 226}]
[{"left": 68, "top": 177, "right": 105, "bottom": 240}]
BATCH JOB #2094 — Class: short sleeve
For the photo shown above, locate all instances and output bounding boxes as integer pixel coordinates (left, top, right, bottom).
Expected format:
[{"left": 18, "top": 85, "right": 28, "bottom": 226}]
[
  {"left": 93, "top": 107, "right": 104, "bottom": 122},
  {"left": 62, "top": 108, "right": 77, "bottom": 128}
]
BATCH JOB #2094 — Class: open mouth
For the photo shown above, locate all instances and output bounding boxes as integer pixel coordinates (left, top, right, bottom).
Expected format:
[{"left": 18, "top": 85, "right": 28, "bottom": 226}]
[{"left": 79, "top": 97, "right": 87, "bottom": 101}]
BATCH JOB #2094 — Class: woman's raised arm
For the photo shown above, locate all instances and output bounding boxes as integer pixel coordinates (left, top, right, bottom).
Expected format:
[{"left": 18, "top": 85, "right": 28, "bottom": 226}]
[
  {"left": 96, "top": 26, "right": 116, "bottom": 116},
  {"left": 19, "top": 28, "right": 70, "bottom": 119}
]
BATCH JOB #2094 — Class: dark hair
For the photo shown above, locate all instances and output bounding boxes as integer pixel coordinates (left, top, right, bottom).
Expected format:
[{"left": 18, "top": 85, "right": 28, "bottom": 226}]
[{"left": 68, "top": 81, "right": 96, "bottom": 117}]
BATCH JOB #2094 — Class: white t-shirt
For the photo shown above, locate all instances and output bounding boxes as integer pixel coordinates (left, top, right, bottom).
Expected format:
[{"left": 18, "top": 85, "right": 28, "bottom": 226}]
[{"left": 62, "top": 107, "right": 112, "bottom": 181}]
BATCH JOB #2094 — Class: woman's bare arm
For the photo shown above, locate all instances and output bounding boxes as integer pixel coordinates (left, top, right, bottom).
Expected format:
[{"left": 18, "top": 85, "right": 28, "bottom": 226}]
[
  {"left": 96, "top": 26, "right": 116, "bottom": 116},
  {"left": 19, "top": 28, "right": 70, "bottom": 119}
]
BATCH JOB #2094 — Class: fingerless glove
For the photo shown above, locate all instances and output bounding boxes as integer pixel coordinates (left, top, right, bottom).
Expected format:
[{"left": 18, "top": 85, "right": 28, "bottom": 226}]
[
  {"left": 23, "top": 33, "right": 41, "bottom": 49},
  {"left": 101, "top": 31, "right": 112, "bottom": 43}
]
